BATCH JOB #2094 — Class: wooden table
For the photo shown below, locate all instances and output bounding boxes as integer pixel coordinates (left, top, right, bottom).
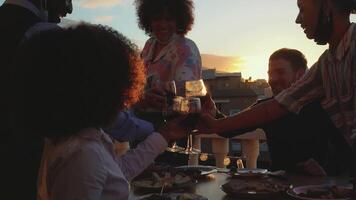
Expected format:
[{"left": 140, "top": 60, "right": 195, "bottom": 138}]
[{"left": 130, "top": 173, "right": 352, "bottom": 200}]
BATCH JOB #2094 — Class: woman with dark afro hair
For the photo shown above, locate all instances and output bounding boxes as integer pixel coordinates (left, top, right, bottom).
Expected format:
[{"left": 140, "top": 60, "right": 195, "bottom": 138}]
[
  {"left": 133, "top": 0, "right": 203, "bottom": 165},
  {"left": 135, "top": 0, "right": 201, "bottom": 106},
  {"left": 12, "top": 23, "right": 191, "bottom": 200}
]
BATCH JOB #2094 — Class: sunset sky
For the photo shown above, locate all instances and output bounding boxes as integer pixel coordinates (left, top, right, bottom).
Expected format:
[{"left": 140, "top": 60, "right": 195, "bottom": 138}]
[{"left": 3, "top": 0, "right": 356, "bottom": 80}]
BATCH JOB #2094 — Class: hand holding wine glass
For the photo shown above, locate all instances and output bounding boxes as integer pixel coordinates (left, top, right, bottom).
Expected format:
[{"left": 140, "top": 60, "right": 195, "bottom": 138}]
[
  {"left": 137, "top": 86, "right": 166, "bottom": 111},
  {"left": 156, "top": 81, "right": 188, "bottom": 152},
  {"left": 160, "top": 80, "right": 177, "bottom": 117},
  {"left": 195, "top": 113, "right": 219, "bottom": 134},
  {"left": 164, "top": 79, "right": 210, "bottom": 154},
  {"left": 174, "top": 79, "right": 207, "bottom": 154},
  {"left": 200, "top": 94, "right": 218, "bottom": 117},
  {"left": 137, "top": 79, "right": 176, "bottom": 113},
  {"left": 158, "top": 115, "right": 192, "bottom": 143}
]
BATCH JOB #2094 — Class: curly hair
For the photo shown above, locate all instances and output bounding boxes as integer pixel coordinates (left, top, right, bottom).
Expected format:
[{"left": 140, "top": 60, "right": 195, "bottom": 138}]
[
  {"left": 269, "top": 48, "right": 307, "bottom": 72},
  {"left": 135, "top": 0, "right": 194, "bottom": 35},
  {"left": 11, "top": 23, "right": 146, "bottom": 139}
]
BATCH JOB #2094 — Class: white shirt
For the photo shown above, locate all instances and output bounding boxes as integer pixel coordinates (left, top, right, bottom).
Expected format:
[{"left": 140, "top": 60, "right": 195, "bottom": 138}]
[{"left": 37, "top": 128, "right": 168, "bottom": 200}]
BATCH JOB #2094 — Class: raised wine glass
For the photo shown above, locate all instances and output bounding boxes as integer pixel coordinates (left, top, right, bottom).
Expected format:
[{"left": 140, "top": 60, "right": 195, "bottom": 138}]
[
  {"left": 161, "top": 81, "right": 186, "bottom": 153},
  {"left": 160, "top": 80, "right": 177, "bottom": 117},
  {"left": 179, "top": 97, "right": 202, "bottom": 154},
  {"left": 178, "top": 79, "right": 208, "bottom": 154},
  {"left": 185, "top": 79, "right": 207, "bottom": 98}
]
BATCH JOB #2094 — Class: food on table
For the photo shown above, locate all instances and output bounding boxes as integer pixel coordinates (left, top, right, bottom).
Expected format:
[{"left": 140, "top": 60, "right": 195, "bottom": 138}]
[
  {"left": 176, "top": 193, "right": 202, "bottom": 200},
  {"left": 132, "top": 171, "right": 192, "bottom": 189},
  {"left": 174, "top": 165, "right": 217, "bottom": 177},
  {"left": 230, "top": 168, "right": 269, "bottom": 179},
  {"left": 298, "top": 185, "right": 352, "bottom": 199},
  {"left": 222, "top": 178, "right": 290, "bottom": 194},
  {"left": 140, "top": 193, "right": 206, "bottom": 200},
  {"left": 141, "top": 194, "right": 171, "bottom": 200}
]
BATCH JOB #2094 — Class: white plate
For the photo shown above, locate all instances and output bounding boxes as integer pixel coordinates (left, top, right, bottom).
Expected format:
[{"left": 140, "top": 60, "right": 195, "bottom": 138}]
[
  {"left": 286, "top": 184, "right": 352, "bottom": 200},
  {"left": 236, "top": 168, "right": 268, "bottom": 174},
  {"left": 175, "top": 165, "right": 217, "bottom": 175},
  {"left": 231, "top": 168, "right": 268, "bottom": 179}
]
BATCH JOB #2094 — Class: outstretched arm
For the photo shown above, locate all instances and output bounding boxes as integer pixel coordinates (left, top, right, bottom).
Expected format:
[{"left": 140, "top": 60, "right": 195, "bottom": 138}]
[
  {"left": 198, "top": 60, "right": 324, "bottom": 136},
  {"left": 198, "top": 98, "right": 289, "bottom": 134}
]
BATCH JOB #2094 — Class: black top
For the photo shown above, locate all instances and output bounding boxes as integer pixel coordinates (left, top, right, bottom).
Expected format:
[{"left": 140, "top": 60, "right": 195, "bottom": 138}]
[
  {"left": 0, "top": 4, "right": 43, "bottom": 199},
  {"left": 221, "top": 98, "right": 351, "bottom": 175},
  {"left": 0, "top": 3, "right": 41, "bottom": 140}
]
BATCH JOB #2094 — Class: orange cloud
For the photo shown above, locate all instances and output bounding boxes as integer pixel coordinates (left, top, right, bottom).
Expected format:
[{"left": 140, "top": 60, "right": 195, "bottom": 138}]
[
  {"left": 79, "top": 0, "right": 123, "bottom": 9},
  {"left": 94, "top": 16, "right": 114, "bottom": 24},
  {"left": 201, "top": 54, "right": 243, "bottom": 72}
]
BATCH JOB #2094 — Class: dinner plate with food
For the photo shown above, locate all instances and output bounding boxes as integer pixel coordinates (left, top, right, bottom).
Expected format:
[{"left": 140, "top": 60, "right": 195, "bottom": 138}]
[
  {"left": 175, "top": 165, "right": 217, "bottom": 176},
  {"left": 138, "top": 193, "right": 207, "bottom": 200},
  {"left": 131, "top": 171, "right": 194, "bottom": 192},
  {"left": 221, "top": 178, "right": 292, "bottom": 199},
  {"left": 230, "top": 168, "right": 269, "bottom": 179},
  {"left": 286, "top": 184, "right": 353, "bottom": 200}
]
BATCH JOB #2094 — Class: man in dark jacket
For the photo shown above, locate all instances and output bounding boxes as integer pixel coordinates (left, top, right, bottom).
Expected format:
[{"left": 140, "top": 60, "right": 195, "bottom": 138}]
[{"left": 0, "top": 0, "right": 72, "bottom": 198}]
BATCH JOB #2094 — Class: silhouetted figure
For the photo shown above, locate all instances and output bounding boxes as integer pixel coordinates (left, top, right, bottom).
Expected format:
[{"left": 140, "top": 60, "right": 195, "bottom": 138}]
[{"left": 0, "top": 0, "right": 71, "bottom": 198}]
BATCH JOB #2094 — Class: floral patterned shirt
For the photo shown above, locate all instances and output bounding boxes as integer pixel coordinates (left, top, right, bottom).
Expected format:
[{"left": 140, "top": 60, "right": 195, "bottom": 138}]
[{"left": 141, "top": 34, "right": 202, "bottom": 96}]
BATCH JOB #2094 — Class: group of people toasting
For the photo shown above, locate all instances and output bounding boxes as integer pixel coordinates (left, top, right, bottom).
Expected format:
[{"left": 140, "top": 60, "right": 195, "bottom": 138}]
[{"left": 0, "top": 0, "right": 355, "bottom": 199}]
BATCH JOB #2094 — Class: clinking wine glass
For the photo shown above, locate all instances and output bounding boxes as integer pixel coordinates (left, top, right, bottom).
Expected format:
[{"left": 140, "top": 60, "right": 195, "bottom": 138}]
[
  {"left": 160, "top": 80, "right": 177, "bottom": 117},
  {"left": 162, "top": 81, "right": 186, "bottom": 153},
  {"left": 179, "top": 97, "right": 202, "bottom": 154},
  {"left": 166, "top": 79, "right": 207, "bottom": 154},
  {"left": 185, "top": 79, "right": 207, "bottom": 98},
  {"left": 179, "top": 79, "right": 207, "bottom": 155}
]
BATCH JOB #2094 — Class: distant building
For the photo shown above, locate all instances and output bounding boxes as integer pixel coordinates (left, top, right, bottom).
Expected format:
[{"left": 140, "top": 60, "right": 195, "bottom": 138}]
[
  {"left": 202, "top": 68, "right": 258, "bottom": 115},
  {"left": 201, "top": 69, "right": 270, "bottom": 166},
  {"left": 244, "top": 78, "right": 270, "bottom": 99}
]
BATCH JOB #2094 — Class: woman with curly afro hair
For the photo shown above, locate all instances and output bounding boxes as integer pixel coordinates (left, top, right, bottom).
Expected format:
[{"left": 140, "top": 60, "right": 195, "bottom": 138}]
[
  {"left": 135, "top": 0, "right": 202, "bottom": 108},
  {"left": 134, "top": 0, "right": 203, "bottom": 165},
  {"left": 12, "top": 23, "right": 191, "bottom": 200}
]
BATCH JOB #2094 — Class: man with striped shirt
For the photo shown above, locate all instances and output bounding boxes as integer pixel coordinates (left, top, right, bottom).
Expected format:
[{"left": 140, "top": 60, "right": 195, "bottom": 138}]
[{"left": 197, "top": 0, "right": 356, "bottom": 173}]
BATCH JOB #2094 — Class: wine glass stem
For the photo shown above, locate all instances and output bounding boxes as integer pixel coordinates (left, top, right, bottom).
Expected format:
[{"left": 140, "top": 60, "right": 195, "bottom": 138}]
[
  {"left": 189, "top": 134, "right": 193, "bottom": 150},
  {"left": 186, "top": 135, "right": 190, "bottom": 151}
]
